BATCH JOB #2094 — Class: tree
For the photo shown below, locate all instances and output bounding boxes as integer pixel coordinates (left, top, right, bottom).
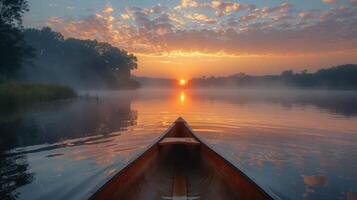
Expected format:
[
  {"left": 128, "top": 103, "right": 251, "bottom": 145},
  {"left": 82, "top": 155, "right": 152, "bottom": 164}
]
[
  {"left": 0, "top": 0, "right": 33, "bottom": 79},
  {"left": 0, "top": 0, "right": 29, "bottom": 26},
  {"left": 280, "top": 70, "right": 294, "bottom": 77},
  {"left": 22, "top": 27, "right": 139, "bottom": 89}
]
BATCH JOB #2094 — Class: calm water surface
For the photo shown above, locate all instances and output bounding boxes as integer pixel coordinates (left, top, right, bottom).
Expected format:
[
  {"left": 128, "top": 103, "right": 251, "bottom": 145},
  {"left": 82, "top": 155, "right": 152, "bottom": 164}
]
[{"left": 1, "top": 89, "right": 357, "bottom": 200}]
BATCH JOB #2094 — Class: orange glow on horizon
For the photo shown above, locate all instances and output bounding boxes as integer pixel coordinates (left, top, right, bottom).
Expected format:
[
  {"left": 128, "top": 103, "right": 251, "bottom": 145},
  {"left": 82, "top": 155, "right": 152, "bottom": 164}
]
[{"left": 133, "top": 51, "right": 357, "bottom": 78}]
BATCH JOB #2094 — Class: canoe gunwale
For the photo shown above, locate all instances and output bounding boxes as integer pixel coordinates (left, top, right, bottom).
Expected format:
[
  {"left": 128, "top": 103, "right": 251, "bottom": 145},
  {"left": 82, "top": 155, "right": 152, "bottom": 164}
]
[
  {"left": 86, "top": 117, "right": 281, "bottom": 200},
  {"left": 182, "top": 122, "right": 281, "bottom": 200},
  {"left": 85, "top": 122, "right": 175, "bottom": 200}
]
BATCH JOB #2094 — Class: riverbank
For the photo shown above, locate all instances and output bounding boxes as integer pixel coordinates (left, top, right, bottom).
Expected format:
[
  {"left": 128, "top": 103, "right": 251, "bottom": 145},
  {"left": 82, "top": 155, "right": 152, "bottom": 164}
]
[{"left": 0, "top": 83, "right": 76, "bottom": 106}]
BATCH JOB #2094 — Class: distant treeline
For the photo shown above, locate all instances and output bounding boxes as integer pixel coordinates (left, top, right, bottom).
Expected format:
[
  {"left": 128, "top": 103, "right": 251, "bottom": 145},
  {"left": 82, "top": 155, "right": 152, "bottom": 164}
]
[
  {"left": 133, "top": 76, "right": 176, "bottom": 88},
  {"left": 190, "top": 64, "right": 357, "bottom": 90},
  {"left": 19, "top": 28, "right": 140, "bottom": 89}
]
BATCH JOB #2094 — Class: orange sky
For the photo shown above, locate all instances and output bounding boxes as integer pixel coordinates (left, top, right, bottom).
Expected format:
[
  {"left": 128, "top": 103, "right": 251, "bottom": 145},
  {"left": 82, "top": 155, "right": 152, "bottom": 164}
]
[
  {"left": 134, "top": 51, "right": 357, "bottom": 78},
  {"left": 26, "top": 0, "right": 357, "bottom": 78}
]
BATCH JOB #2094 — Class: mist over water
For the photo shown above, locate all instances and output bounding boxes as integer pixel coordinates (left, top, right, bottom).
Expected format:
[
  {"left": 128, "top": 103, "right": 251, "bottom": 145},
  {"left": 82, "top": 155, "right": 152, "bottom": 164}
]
[
  {"left": 1, "top": 89, "right": 357, "bottom": 200},
  {"left": 2, "top": 0, "right": 357, "bottom": 199}
]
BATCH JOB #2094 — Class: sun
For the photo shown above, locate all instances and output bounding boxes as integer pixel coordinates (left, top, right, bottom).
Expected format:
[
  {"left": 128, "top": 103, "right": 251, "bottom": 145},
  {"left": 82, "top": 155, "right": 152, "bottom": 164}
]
[{"left": 179, "top": 79, "right": 186, "bottom": 86}]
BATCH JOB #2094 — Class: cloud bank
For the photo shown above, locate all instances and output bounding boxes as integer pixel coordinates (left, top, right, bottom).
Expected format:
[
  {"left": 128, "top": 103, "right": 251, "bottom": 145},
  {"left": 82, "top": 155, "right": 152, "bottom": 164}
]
[{"left": 47, "top": 1, "right": 357, "bottom": 58}]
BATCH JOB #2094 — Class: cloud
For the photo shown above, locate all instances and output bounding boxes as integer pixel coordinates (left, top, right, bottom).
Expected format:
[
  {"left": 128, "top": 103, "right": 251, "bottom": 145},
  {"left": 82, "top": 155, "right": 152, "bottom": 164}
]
[
  {"left": 240, "top": 13, "right": 259, "bottom": 21},
  {"left": 175, "top": 0, "right": 245, "bottom": 17},
  {"left": 48, "top": 1, "right": 357, "bottom": 56},
  {"left": 59, "top": 14, "right": 116, "bottom": 41},
  {"left": 168, "top": 13, "right": 186, "bottom": 26},
  {"left": 322, "top": 0, "right": 339, "bottom": 3},
  {"left": 331, "top": 5, "right": 349, "bottom": 11},
  {"left": 175, "top": 0, "right": 209, "bottom": 10},
  {"left": 143, "top": 4, "right": 164, "bottom": 14},
  {"left": 121, "top": 13, "right": 130, "bottom": 20},
  {"left": 181, "top": 0, "right": 199, "bottom": 8},
  {"left": 47, "top": 17, "right": 64, "bottom": 28},
  {"left": 261, "top": 3, "right": 291, "bottom": 14},
  {"left": 103, "top": 6, "right": 114, "bottom": 14},
  {"left": 211, "top": 1, "right": 240, "bottom": 11},
  {"left": 237, "top": 3, "right": 292, "bottom": 22},
  {"left": 211, "top": 1, "right": 241, "bottom": 16},
  {"left": 226, "top": 18, "right": 239, "bottom": 26},
  {"left": 319, "top": 13, "right": 332, "bottom": 21},
  {"left": 241, "top": 4, "right": 257, "bottom": 11},
  {"left": 299, "top": 12, "right": 315, "bottom": 20},
  {"left": 185, "top": 13, "right": 217, "bottom": 24}
]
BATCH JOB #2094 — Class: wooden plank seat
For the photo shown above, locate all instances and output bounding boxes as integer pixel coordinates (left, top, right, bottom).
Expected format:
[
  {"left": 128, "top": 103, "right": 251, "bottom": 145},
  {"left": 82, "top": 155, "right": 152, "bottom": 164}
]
[{"left": 159, "top": 137, "right": 200, "bottom": 146}]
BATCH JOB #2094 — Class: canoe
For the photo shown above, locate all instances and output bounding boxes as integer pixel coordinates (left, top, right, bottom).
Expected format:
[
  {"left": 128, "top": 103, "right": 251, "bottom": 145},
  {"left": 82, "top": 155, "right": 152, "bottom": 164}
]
[{"left": 89, "top": 117, "right": 279, "bottom": 200}]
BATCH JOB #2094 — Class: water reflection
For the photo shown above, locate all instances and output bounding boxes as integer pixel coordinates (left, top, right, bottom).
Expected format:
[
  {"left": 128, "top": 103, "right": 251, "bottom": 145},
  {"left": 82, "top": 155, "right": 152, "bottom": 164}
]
[
  {"left": 346, "top": 191, "right": 357, "bottom": 200},
  {"left": 187, "top": 89, "right": 357, "bottom": 117},
  {"left": 180, "top": 91, "right": 185, "bottom": 103},
  {"left": 0, "top": 89, "right": 357, "bottom": 200},
  {"left": 303, "top": 175, "right": 328, "bottom": 187},
  {"left": 302, "top": 175, "right": 328, "bottom": 198},
  {"left": 0, "top": 154, "right": 33, "bottom": 200},
  {"left": 0, "top": 96, "right": 138, "bottom": 199},
  {"left": 0, "top": 97, "right": 137, "bottom": 151}
]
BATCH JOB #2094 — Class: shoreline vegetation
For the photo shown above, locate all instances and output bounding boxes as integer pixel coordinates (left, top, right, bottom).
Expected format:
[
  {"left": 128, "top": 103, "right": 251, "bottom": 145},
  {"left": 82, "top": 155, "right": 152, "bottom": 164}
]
[
  {"left": 0, "top": 82, "right": 76, "bottom": 106},
  {"left": 188, "top": 64, "right": 357, "bottom": 90},
  {"left": 1, "top": 0, "right": 139, "bottom": 106},
  {"left": 134, "top": 64, "right": 357, "bottom": 90},
  {"left": 20, "top": 28, "right": 140, "bottom": 90}
]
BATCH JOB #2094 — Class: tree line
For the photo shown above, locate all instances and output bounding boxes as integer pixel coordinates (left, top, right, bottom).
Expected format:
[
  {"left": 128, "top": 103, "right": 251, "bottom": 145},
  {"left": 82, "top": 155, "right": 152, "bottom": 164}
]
[
  {"left": 0, "top": 0, "right": 140, "bottom": 89},
  {"left": 20, "top": 28, "right": 140, "bottom": 89},
  {"left": 190, "top": 64, "right": 357, "bottom": 90}
]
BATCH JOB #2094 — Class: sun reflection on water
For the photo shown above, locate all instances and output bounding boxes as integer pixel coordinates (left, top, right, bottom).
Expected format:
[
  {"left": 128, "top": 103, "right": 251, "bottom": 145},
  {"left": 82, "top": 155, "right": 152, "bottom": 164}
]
[
  {"left": 180, "top": 90, "right": 185, "bottom": 103},
  {"left": 2, "top": 90, "right": 357, "bottom": 200}
]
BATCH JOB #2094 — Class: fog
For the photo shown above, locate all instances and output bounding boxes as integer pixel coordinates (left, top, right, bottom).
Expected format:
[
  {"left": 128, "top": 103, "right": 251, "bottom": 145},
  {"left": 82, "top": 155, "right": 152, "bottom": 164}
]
[{"left": 18, "top": 28, "right": 139, "bottom": 89}]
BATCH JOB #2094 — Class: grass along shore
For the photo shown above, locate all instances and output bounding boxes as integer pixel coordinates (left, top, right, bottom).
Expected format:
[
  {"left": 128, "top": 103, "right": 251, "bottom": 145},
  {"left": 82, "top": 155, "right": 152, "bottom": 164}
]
[{"left": 0, "top": 82, "right": 76, "bottom": 106}]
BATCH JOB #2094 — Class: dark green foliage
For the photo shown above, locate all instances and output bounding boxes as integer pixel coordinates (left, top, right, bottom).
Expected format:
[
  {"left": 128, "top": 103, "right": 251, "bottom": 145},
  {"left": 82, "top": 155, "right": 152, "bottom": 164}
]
[
  {"left": 190, "top": 64, "right": 357, "bottom": 90},
  {"left": 21, "top": 27, "right": 140, "bottom": 89},
  {"left": 0, "top": 0, "right": 34, "bottom": 79},
  {"left": 0, "top": 82, "right": 76, "bottom": 106},
  {"left": 0, "top": 23, "right": 34, "bottom": 78},
  {"left": 0, "top": 0, "right": 29, "bottom": 27}
]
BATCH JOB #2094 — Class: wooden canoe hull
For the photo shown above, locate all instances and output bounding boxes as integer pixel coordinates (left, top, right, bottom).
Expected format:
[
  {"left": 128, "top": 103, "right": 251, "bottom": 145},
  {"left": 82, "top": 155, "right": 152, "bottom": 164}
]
[{"left": 89, "top": 117, "right": 278, "bottom": 200}]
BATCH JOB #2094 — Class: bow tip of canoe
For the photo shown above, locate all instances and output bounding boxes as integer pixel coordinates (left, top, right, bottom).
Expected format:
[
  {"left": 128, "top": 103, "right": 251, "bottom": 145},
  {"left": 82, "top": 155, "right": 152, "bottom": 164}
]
[{"left": 175, "top": 117, "right": 186, "bottom": 123}]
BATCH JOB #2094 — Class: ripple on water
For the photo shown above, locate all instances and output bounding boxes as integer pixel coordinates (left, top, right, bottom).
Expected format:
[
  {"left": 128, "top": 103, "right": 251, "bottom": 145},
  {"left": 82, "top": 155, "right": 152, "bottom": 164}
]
[{"left": 1, "top": 90, "right": 357, "bottom": 200}]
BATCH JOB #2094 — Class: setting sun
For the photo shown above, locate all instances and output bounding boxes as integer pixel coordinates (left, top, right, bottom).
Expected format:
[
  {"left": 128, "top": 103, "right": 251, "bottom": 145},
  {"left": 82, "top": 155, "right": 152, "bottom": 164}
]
[{"left": 179, "top": 79, "right": 186, "bottom": 86}]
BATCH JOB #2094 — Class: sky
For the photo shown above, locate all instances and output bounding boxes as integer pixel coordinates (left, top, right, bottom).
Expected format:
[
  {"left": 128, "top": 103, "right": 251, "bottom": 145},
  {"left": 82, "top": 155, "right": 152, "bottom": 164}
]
[{"left": 24, "top": 0, "right": 357, "bottom": 78}]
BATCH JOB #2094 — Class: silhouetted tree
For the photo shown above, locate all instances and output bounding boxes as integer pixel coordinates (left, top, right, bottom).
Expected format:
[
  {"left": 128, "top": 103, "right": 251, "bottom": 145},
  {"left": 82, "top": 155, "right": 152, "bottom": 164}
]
[
  {"left": 0, "top": 0, "right": 28, "bottom": 26},
  {"left": 190, "top": 64, "right": 357, "bottom": 90},
  {"left": 280, "top": 70, "right": 293, "bottom": 77},
  {"left": 0, "top": 0, "right": 33, "bottom": 79},
  {"left": 21, "top": 27, "right": 139, "bottom": 89}
]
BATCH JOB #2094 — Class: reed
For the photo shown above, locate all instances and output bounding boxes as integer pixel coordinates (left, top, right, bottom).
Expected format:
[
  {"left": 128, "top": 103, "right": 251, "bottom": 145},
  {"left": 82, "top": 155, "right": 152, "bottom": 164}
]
[{"left": 0, "top": 82, "right": 76, "bottom": 106}]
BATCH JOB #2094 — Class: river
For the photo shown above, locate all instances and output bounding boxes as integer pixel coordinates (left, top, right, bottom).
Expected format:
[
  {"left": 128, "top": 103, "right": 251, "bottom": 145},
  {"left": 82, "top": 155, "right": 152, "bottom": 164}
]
[{"left": 1, "top": 89, "right": 357, "bottom": 200}]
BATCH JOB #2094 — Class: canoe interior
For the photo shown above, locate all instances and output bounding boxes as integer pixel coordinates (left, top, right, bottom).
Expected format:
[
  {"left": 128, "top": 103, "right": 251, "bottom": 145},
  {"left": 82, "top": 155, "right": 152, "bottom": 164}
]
[{"left": 90, "top": 118, "right": 274, "bottom": 200}]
